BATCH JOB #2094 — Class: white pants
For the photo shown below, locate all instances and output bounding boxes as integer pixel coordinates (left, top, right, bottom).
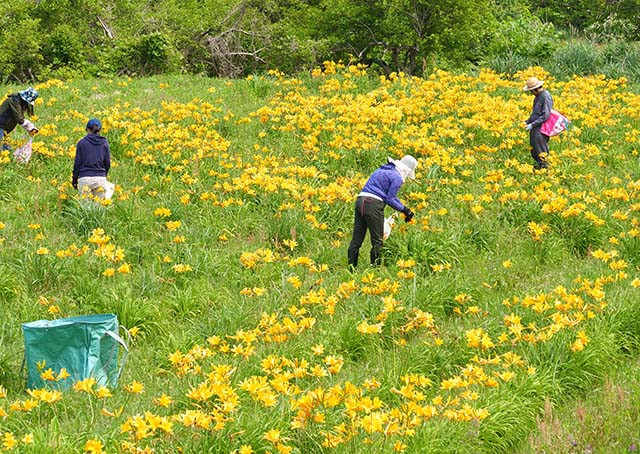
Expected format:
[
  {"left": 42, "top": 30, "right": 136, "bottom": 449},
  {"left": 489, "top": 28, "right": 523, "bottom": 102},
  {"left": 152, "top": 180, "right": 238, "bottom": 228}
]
[{"left": 78, "top": 176, "right": 114, "bottom": 200}]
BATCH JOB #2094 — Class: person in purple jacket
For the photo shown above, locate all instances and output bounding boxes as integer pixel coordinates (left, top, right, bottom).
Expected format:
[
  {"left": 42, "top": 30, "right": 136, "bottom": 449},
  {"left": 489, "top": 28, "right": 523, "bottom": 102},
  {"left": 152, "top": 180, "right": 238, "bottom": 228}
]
[
  {"left": 72, "top": 118, "right": 114, "bottom": 200},
  {"left": 347, "top": 155, "right": 418, "bottom": 268}
]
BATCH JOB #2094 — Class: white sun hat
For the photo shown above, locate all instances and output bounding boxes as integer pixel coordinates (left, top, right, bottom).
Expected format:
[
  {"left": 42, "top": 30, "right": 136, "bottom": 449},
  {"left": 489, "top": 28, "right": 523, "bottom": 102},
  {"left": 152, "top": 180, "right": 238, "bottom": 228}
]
[{"left": 388, "top": 155, "right": 418, "bottom": 180}]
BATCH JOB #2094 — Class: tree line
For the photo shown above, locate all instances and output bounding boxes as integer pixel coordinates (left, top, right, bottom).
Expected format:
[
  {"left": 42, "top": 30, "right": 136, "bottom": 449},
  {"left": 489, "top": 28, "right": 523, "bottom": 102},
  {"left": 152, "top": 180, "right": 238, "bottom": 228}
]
[{"left": 1, "top": 0, "right": 639, "bottom": 82}]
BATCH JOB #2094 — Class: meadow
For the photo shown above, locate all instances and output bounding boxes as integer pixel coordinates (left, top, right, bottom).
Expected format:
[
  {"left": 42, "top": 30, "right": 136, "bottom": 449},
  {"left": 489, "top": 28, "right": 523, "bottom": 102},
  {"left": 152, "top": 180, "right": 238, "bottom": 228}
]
[{"left": 1, "top": 63, "right": 640, "bottom": 453}]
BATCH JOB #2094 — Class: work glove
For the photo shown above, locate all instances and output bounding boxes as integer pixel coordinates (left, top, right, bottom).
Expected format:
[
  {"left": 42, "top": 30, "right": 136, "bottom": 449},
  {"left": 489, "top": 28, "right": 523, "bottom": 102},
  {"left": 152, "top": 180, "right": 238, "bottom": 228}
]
[
  {"left": 21, "top": 119, "right": 38, "bottom": 134},
  {"left": 525, "top": 123, "right": 533, "bottom": 131},
  {"left": 402, "top": 207, "right": 414, "bottom": 223}
]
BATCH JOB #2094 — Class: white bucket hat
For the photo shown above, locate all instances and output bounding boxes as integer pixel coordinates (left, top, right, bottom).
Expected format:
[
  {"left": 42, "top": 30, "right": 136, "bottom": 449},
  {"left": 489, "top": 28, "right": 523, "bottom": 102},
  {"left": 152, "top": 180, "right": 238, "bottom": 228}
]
[
  {"left": 523, "top": 77, "right": 544, "bottom": 91},
  {"left": 388, "top": 155, "right": 418, "bottom": 180}
]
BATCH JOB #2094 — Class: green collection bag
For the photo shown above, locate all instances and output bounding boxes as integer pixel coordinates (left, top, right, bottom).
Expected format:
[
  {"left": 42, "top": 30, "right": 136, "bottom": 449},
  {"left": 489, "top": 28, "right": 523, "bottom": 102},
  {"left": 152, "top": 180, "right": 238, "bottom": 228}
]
[{"left": 22, "top": 314, "right": 128, "bottom": 390}]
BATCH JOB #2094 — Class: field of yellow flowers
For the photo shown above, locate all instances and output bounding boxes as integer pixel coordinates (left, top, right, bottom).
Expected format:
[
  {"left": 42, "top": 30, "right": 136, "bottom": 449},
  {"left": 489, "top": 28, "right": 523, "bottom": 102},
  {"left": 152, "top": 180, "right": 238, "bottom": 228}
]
[{"left": 1, "top": 63, "right": 640, "bottom": 453}]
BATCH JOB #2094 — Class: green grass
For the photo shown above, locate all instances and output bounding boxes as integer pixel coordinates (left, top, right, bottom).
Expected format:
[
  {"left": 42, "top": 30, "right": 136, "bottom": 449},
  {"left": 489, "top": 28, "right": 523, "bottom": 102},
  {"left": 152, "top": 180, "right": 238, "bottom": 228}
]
[
  {"left": 1, "top": 68, "right": 640, "bottom": 453},
  {"left": 520, "top": 359, "right": 640, "bottom": 453}
]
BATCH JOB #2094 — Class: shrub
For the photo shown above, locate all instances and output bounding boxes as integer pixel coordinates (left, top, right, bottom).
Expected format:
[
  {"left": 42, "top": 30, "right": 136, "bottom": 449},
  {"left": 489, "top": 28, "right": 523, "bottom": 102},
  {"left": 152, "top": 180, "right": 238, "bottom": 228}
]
[
  {"left": 42, "top": 24, "right": 86, "bottom": 69},
  {"left": 110, "top": 33, "right": 181, "bottom": 76},
  {"left": 0, "top": 17, "right": 44, "bottom": 82},
  {"left": 585, "top": 13, "right": 637, "bottom": 42},
  {"left": 487, "top": 14, "right": 559, "bottom": 61}
]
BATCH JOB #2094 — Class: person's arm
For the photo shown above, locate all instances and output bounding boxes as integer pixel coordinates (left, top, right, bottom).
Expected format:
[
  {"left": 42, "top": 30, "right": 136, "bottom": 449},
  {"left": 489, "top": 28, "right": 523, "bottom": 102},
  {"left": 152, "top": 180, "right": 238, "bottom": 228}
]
[
  {"left": 385, "top": 174, "right": 406, "bottom": 212},
  {"left": 387, "top": 175, "right": 415, "bottom": 222},
  {"left": 9, "top": 98, "right": 38, "bottom": 133},
  {"left": 20, "top": 119, "right": 37, "bottom": 133},
  {"left": 72, "top": 143, "right": 81, "bottom": 189},
  {"left": 104, "top": 141, "right": 111, "bottom": 175},
  {"left": 528, "top": 93, "right": 552, "bottom": 127}
]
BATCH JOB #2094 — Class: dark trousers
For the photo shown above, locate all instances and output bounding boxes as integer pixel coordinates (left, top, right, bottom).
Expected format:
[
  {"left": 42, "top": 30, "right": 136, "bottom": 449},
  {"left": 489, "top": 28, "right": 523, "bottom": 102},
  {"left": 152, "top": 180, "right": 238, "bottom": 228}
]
[
  {"left": 347, "top": 196, "right": 385, "bottom": 267},
  {"left": 0, "top": 128, "right": 10, "bottom": 151},
  {"left": 530, "top": 127, "right": 550, "bottom": 168}
]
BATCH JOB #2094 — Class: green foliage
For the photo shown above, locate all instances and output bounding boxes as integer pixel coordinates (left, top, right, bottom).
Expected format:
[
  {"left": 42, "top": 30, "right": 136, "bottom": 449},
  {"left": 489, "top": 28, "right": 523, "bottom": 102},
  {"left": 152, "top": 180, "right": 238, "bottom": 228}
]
[
  {"left": 110, "top": 33, "right": 181, "bottom": 76},
  {"left": 531, "top": 0, "right": 640, "bottom": 32},
  {"left": 486, "top": 6, "right": 560, "bottom": 62},
  {"left": 522, "top": 360, "right": 640, "bottom": 453},
  {"left": 585, "top": 13, "right": 638, "bottom": 42},
  {"left": 311, "top": 0, "right": 495, "bottom": 75},
  {"left": 0, "top": 0, "right": 639, "bottom": 81},
  {"left": 542, "top": 39, "right": 640, "bottom": 82},
  {"left": 42, "top": 25, "right": 87, "bottom": 70},
  {"left": 0, "top": 16, "right": 43, "bottom": 82},
  {"left": 549, "top": 40, "right": 604, "bottom": 77}
]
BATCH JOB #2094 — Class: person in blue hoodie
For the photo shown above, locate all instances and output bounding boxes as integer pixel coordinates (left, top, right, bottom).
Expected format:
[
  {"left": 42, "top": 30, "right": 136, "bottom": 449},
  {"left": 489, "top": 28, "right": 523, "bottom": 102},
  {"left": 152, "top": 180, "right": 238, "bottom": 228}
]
[
  {"left": 347, "top": 155, "right": 417, "bottom": 268},
  {"left": 72, "top": 119, "right": 113, "bottom": 200}
]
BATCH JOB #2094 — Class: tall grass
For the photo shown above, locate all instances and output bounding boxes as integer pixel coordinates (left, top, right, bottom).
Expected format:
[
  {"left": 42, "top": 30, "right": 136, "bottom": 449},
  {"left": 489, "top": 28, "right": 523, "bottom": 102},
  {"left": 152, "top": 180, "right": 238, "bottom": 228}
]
[{"left": 487, "top": 39, "right": 640, "bottom": 83}]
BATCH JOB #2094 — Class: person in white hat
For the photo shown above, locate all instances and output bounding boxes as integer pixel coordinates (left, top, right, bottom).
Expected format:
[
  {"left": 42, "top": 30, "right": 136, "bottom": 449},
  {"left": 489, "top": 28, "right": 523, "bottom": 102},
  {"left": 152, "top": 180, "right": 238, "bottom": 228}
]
[
  {"left": 347, "top": 155, "right": 417, "bottom": 269},
  {"left": 523, "top": 77, "right": 553, "bottom": 170}
]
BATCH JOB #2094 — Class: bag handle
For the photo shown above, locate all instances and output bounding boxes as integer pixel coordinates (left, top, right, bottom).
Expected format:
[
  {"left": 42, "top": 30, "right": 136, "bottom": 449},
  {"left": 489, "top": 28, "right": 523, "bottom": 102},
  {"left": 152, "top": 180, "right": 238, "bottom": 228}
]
[
  {"left": 101, "top": 327, "right": 130, "bottom": 386},
  {"left": 20, "top": 355, "right": 27, "bottom": 386}
]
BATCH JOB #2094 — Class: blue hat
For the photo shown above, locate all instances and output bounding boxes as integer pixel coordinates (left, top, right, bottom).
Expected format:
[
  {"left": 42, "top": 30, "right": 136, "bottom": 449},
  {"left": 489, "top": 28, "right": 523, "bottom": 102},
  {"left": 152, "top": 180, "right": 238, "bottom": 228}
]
[
  {"left": 19, "top": 87, "right": 39, "bottom": 105},
  {"left": 86, "top": 119, "right": 102, "bottom": 130}
]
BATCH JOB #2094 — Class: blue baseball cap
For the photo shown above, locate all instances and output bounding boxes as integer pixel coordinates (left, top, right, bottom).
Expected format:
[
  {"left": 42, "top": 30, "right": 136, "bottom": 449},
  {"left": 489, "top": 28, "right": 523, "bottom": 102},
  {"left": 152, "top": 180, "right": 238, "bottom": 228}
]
[{"left": 86, "top": 119, "right": 102, "bottom": 130}]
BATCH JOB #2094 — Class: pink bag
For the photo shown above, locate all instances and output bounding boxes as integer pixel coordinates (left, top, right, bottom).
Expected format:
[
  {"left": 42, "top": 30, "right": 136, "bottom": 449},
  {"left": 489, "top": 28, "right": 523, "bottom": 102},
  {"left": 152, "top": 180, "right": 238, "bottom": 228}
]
[
  {"left": 540, "top": 110, "right": 570, "bottom": 137},
  {"left": 13, "top": 137, "right": 33, "bottom": 163}
]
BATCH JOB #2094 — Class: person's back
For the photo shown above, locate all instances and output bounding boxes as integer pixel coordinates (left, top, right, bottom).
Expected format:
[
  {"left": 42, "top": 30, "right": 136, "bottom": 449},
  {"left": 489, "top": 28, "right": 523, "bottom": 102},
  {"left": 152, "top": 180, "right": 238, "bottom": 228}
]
[
  {"left": 73, "top": 119, "right": 113, "bottom": 201},
  {"left": 361, "top": 163, "right": 405, "bottom": 211},
  {"left": 74, "top": 134, "right": 110, "bottom": 180},
  {"left": 0, "top": 95, "right": 24, "bottom": 133}
]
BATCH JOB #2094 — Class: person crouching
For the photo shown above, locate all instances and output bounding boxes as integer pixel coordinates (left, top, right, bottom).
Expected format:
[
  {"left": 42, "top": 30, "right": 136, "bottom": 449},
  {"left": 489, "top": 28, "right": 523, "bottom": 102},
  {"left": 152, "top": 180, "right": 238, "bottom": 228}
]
[
  {"left": 72, "top": 119, "right": 114, "bottom": 201},
  {"left": 347, "top": 155, "right": 417, "bottom": 269}
]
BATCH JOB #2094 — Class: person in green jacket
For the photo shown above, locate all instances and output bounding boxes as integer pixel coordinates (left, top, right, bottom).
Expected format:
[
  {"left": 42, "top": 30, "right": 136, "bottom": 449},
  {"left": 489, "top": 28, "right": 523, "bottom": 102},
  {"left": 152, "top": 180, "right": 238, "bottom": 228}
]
[{"left": 0, "top": 87, "right": 39, "bottom": 150}]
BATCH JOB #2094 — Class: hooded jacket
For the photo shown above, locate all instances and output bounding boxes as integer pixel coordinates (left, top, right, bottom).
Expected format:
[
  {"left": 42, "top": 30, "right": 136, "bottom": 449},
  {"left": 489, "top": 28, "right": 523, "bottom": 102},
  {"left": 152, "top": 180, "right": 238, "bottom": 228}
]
[
  {"left": 0, "top": 94, "right": 29, "bottom": 133},
  {"left": 359, "top": 163, "right": 406, "bottom": 211},
  {"left": 72, "top": 133, "right": 111, "bottom": 188}
]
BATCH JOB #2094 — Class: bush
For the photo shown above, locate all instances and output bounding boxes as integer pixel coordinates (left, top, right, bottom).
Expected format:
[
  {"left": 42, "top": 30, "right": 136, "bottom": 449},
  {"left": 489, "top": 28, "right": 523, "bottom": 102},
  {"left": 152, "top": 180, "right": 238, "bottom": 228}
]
[
  {"left": 110, "top": 33, "right": 181, "bottom": 76},
  {"left": 0, "top": 17, "right": 44, "bottom": 82},
  {"left": 42, "top": 24, "right": 86, "bottom": 69},
  {"left": 487, "top": 14, "right": 559, "bottom": 60},
  {"left": 542, "top": 39, "right": 640, "bottom": 83},
  {"left": 585, "top": 13, "right": 637, "bottom": 42},
  {"left": 532, "top": 0, "right": 608, "bottom": 29}
]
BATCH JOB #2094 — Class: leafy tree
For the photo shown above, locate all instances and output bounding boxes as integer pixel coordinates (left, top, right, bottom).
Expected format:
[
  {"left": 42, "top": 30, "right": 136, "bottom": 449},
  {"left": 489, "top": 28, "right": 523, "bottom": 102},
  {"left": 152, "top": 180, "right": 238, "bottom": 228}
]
[
  {"left": 309, "top": 0, "right": 495, "bottom": 75},
  {"left": 529, "top": 0, "right": 605, "bottom": 28}
]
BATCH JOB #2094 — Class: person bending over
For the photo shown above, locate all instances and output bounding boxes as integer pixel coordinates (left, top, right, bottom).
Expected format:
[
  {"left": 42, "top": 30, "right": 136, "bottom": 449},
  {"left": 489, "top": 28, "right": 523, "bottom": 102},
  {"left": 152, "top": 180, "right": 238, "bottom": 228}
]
[
  {"left": 347, "top": 155, "right": 417, "bottom": 268},
  {"left": 0, "top": 87, "right": 39, "bottom": 150}
]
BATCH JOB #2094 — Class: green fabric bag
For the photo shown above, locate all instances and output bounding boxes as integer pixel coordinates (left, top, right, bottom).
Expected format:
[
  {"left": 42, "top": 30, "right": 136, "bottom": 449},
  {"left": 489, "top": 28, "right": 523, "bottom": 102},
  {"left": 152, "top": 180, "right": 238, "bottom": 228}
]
[{"left": 22, "top": 314, "right": 128, "bottom": 390}]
